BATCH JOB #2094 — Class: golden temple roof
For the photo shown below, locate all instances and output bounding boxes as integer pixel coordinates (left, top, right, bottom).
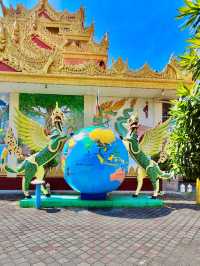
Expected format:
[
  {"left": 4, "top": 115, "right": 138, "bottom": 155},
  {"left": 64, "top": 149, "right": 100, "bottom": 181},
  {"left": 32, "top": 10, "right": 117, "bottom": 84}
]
[{"left": 0, "top": 0, "right": 193, "bottom": 88}]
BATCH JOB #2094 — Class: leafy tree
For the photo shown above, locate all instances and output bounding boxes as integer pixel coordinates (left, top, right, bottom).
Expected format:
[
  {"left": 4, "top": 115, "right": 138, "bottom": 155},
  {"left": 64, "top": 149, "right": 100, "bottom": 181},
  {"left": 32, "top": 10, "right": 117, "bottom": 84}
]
[
  {"left": 168, "top": 0, "right": 200, "bottom": 181},
  {"left": 19, "top": 93, "right": 84, "bottom": 130},
  {"left": 177, "top": 0, "right": 200, "bottom": 81},
  {"left": 168, "top": 85, "right": 200, "bottom": 181}
]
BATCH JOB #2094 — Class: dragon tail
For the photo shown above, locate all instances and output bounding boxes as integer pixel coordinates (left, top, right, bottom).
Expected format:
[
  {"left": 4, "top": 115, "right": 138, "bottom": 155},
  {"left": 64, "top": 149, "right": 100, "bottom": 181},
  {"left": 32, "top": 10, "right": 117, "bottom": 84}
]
[{"left": 5, "top": 163, "right": 25, "bottom": 174}]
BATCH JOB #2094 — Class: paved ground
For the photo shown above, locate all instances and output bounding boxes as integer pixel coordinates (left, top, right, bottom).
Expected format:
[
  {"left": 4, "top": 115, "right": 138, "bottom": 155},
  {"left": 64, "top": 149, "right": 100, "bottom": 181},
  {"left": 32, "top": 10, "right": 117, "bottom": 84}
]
[{"left": 0, "top": 195, "right": 200, "bottom": 266}]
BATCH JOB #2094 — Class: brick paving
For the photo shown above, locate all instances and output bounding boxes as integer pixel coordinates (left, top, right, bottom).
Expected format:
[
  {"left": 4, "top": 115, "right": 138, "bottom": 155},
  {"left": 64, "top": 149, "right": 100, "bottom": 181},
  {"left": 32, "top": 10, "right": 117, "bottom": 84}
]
[{"left": 0, "top": 195, "right": 200, "bottom": 265}]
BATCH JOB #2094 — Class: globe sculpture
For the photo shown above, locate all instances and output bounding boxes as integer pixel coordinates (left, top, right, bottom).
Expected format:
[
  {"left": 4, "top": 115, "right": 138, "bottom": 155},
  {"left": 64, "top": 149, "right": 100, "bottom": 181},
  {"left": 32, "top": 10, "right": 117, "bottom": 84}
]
[{"left": 62, "top": 126, "right": 129, "bottom": 200}]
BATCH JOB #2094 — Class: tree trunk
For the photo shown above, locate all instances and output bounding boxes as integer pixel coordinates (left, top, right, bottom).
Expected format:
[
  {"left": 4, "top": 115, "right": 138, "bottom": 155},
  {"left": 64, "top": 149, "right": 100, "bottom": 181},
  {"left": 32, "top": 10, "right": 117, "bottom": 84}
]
[{"left": 196, "top": 178, "right": 200, "bottom": 204}]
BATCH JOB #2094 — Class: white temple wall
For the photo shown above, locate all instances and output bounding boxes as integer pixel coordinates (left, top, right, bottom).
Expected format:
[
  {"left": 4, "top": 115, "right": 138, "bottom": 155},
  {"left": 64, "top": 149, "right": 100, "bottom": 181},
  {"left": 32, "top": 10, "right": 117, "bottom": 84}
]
[
  {"left": 0, "top": 82, "right": 172, "bottom": 177},
  {"left": 84, "top": 95, "right": 97, "bottom": 127},
  {"left": 0, "top": 82, "right": 170, "bottom": 131},
  {"left": 0, "top": 82, "right": 166, "bottom": 129}
]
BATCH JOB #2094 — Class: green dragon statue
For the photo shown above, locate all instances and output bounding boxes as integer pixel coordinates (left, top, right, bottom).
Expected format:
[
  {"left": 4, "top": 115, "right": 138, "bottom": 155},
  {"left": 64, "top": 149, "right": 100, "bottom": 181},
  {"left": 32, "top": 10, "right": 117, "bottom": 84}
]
[
  {"left": 1, "top": 103, "right": 69, "bottom": 198},
  {"left": 115, "top": 108, "right": 173, "bottom": 198}
]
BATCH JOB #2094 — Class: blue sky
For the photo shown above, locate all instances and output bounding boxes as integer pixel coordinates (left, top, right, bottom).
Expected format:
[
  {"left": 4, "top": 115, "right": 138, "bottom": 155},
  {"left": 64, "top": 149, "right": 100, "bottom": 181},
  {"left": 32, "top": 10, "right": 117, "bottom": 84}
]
[{"left": 2, "top": 0, "right": 188, "bottom": 71}]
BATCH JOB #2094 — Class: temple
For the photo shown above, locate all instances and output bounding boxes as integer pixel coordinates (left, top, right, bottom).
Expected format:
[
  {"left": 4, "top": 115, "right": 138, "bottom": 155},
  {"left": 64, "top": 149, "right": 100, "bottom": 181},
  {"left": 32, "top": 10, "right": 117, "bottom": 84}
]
[{"left": 0, "top": 0, "right": 193, "bottom": 191}]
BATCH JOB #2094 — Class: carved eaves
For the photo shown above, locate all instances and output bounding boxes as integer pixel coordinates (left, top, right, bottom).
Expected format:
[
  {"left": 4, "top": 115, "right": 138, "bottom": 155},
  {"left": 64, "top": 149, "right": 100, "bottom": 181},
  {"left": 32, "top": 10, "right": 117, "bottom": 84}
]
[{"left": 0, "top": 1, "right": 192, "bottom": 83}]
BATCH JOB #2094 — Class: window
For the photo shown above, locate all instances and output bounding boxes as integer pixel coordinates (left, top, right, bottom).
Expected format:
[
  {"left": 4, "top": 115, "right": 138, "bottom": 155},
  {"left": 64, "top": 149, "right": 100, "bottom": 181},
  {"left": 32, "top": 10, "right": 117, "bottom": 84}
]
[{"left": 46, "top": 27, "right": 59, "bottom": 34}]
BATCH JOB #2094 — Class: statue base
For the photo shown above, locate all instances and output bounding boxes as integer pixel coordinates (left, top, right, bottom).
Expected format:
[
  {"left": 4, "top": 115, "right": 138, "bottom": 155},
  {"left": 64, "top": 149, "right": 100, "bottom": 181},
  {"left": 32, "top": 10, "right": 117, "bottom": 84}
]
[
  {"left": 19, "top": 194, "right": 164, "bottom": 208},
  {"left": 81, "top": 193, "right": 107, "bottom": 200}
]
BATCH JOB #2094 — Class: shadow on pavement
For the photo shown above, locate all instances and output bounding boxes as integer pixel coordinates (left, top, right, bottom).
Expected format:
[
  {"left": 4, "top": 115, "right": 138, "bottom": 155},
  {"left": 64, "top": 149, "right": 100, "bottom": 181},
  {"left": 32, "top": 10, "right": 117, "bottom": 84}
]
[
  {"left": 1, "top": 194, "right": 200, "bottom": 219},
  {"left": 43, "top": 208, "right": 61, "bottom": 213},
  {"left": 165, "top": 202, "right": 200, "bottom": 211},
  {"left": 88, "top": 201, "right": 200, "bottom": 219},
  {"left": 88, "top": 207, "right": 172, "bottom": 219},
  {"left": 0, "top": 194, "right": 23, "bottom": 201}
]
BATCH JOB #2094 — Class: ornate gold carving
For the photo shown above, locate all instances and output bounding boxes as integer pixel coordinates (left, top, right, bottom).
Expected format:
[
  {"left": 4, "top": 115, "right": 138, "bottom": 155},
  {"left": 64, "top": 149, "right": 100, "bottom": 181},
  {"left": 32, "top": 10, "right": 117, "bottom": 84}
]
[
  {"left": 101, "top": 33, "right": 109, "bottom": 50},
  {"left": 12, "top": 20, "right": 20, "bottom": 44},
  {"left": 59, "top": 62, "right": 105, "bottom": 76},
  {"left": 0, "top": 0, "right": 192, "bottom": 84},
  {"left": 127, "top": 64, "right": 161, "bottom": 79},
  {"left": 5, "top": 128, "right": 24, "bottom": 159},
  {"left": 40, "top": 0, "right": 48, "bottom": 10},
  {"left": 0, "top": 71, "right": 193, "bottom": 90},
  {"left": 162, "top": 64, "right": 177, "bottom": 80},
  {"left": 42, "top": 41, "right": 66, "bottom": 74},
  {"left": 108, "top": 57, "right": 190, "bottom": 81},
  {"left": 110, "top": 57, "right": 129, "bottom": 75},
  {"left": 0, "top": 0, "right": 8, "bottom": 16},
  {"left": 85, "top": 22, "right": 94, "bottom": 37},
  {"left": 0, "top": 21, "right": 6, "bottom": 51},
  {"left": 30, "top": 12, "right": 38, "bottom": 31}
]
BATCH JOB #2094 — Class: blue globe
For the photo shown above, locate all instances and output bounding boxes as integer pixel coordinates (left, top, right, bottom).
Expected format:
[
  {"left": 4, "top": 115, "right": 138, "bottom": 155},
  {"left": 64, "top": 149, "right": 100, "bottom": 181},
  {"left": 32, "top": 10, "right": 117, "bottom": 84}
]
[{"left": 62, "top": 126, "right": 129, "bottom": 200}]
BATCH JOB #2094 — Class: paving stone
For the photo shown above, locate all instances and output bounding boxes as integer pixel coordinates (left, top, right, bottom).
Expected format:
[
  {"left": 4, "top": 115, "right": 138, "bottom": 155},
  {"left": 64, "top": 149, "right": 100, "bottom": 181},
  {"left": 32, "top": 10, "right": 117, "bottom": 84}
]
[
  {"left": 32, "top": 263, "right": 46, "bottom": 266},
  {"left": 0, "top": 195, "right": 200, "bottom": 265},
  {"left": 2, "top": 263, "right": 15, "bottom": 266},
  {"left": 93, "top": 263, "right": 106, "bottom": 266}
]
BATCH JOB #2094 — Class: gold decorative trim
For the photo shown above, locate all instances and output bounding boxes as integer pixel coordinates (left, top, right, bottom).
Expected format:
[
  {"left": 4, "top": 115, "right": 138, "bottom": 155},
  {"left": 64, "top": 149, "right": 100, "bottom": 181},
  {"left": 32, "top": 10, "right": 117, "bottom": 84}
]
[
  {"left": 0, "top": 0, "right": 192, "bottom": 85},
  {"left": 0, "top": 71, "right": 193, "bottom": 89}
]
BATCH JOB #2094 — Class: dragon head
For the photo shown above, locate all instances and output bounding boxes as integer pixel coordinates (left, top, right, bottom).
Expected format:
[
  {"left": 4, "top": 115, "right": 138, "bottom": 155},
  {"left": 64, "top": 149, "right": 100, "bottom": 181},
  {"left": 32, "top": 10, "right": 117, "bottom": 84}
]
[
  {"left": 127, "top": 112, "right": 139, "bottom": 133},
  {"left": 51, "top": 102, "right": 65, "bottom": 132},
  {"left": 115, "top": 108, "right": 138, "bottom": 139}
]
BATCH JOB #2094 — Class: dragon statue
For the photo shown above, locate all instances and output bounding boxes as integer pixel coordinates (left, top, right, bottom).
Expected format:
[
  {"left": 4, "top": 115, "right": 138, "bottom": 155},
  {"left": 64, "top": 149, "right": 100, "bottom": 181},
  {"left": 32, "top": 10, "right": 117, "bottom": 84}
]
[
  {"left": 1, "top": 103, "right": 69, "bottom": 198},
  {"left": 115, "top": 108, "right": 173, "bottom": 198}
]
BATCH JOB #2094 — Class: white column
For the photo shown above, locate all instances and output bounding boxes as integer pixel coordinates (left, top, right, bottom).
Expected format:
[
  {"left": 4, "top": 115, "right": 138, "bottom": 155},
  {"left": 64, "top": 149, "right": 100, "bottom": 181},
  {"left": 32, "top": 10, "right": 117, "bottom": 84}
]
[
  {"left": 153, "top": 101, "right": 162, "bottom": 126},
  {"left": 7, "top": 92, "right": 19, "bottom": 177},
  {"left": 84, "top": 95, "right": 97, "bottom": 127}
]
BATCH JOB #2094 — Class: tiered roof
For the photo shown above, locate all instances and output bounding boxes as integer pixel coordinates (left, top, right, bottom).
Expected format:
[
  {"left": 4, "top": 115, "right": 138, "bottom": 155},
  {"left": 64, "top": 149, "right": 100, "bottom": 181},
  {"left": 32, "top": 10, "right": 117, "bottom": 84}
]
[{"left": 0, "top": 0, "right": 192, "bottom": 89}]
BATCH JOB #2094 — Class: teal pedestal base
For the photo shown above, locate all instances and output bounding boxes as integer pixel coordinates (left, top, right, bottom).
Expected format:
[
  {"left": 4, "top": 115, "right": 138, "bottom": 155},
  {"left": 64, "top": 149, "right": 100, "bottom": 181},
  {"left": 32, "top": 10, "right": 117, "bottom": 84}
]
[{"left": 19, "top": 194, "right": 164, "bottom": 208}]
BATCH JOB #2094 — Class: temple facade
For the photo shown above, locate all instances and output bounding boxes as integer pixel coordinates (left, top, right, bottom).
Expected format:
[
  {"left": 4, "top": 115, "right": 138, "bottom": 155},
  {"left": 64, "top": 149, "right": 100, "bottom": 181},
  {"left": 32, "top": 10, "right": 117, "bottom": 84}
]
[{"left": 0, "top": 0, "right": 192, "bottom": 191}]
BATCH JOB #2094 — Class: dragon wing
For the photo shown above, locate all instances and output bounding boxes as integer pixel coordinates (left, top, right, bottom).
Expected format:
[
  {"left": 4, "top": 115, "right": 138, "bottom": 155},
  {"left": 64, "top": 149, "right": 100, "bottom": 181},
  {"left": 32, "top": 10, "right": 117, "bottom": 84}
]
[
  {"left": 14, "top": 109, "right": 49, "bottom": 152},
  {"left": 140, "top": 119, "right": 171, "bottom": 157}
]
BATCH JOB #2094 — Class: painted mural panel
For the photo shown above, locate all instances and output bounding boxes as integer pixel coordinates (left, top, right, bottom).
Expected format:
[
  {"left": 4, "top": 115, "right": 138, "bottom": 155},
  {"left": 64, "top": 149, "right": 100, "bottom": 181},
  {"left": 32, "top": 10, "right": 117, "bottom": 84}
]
[
  {"left": 0, "top": 93, "right": 9, "bottom": 144},
  {"left": 19, "top": 93, "right": 84, "bottom": 177},
  {"left": 93, "top": 97, "right": 161, "bottom": 177},
  {"left": 0, "top": 93, "right": 9, "bottom": 174}
]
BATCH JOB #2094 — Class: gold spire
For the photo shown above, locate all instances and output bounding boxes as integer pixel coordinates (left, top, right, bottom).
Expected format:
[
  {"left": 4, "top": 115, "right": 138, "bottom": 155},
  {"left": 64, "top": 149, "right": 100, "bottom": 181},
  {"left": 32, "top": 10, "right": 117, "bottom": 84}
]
[
  {"left": 12, "top": 20, "right": 20, "bottom": 44},
  {"left": 101, "top": 32, "right": 109, "bottom": 50},
  {"left": 0, "top": 0, "right": 7, "bottom": 16},
  {"left": 0, "top": 21, "right": 6, "bottom": 51},
  {"left": 40, "top": 0, "right": 48, "bottom": 9}
]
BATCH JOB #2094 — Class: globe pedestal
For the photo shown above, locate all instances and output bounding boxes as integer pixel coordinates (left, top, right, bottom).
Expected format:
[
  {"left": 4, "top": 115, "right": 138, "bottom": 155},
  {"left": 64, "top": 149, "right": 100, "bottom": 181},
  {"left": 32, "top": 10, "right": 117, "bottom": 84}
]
[
  {"left": 81, "top": 193, "right": 107, "bottom": 200},
  {"left": 19, "top": 194, "right": 164, "bottom": 208}
]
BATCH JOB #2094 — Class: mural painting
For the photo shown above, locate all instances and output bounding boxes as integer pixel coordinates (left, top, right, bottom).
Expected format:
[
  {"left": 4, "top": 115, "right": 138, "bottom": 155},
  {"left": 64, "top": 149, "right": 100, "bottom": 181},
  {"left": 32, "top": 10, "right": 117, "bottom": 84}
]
[
  {"left": 0, "top": 93, "right": 9, "bottom": 174},
  {"left": 0, "top": 93, "right": 9, "bottom": 144},
  {"left": 18, "top": 93, "right": 84, "bottom": 177},
  {"left": 93, "top": 97, "right": 162, "bottom": 177}
]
